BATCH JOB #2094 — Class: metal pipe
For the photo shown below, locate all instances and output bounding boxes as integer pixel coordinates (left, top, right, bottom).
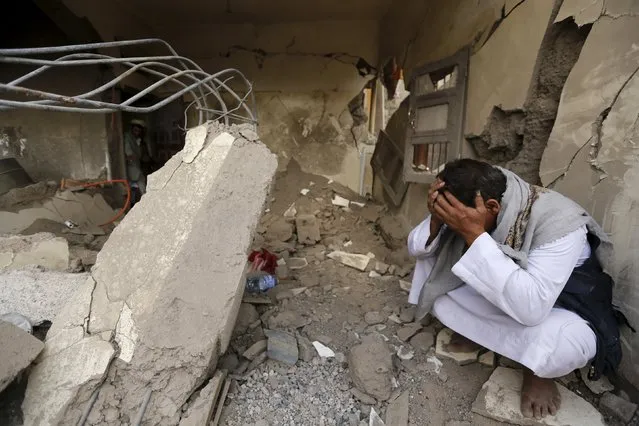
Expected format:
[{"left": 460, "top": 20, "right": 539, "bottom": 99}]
[{"left": 133, "top": 389, "right": 153, "bottom": 426}]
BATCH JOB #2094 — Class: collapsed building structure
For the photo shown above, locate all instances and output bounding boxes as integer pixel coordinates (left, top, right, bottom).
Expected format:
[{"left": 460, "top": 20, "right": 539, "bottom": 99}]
[{"left": 1, "top": 0, "right": 638, "bottom": 424}]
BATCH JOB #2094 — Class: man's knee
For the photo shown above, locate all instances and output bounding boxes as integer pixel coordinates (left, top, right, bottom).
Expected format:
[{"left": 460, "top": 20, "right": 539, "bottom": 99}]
[{"left": 533, "top": 320, "right": 596, "bottom": 378}]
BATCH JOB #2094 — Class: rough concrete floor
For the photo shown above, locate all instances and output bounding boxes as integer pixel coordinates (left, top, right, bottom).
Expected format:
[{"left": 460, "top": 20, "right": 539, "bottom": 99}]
[{"left": 217, "top": 163, "right": 634, "bottom": 426}]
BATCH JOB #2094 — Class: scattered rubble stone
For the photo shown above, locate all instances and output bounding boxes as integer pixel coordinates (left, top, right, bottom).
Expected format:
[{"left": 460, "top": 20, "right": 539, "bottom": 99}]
[
  {"left": 297, "top": 336, "right": 315, "bottom": 362},
  {"left": 349, "top": 334, "right": 394, "bottom": 401},
  {"left": 369, "top": 270, "right": 381, "bottom": 278},
  {"left": 579, "top": 367, "right": 615, "bottom": 394},
  {"left": 399, "top": 306, "right": 415, "bottom": 323},
  {"left": 287, "top": 257, "right": 308, "bottom": 270},
  {"left": 247, "top": 351, "right": 268, "bottom": 372},
  {"left": 268, "top": 310, "right": 311, "bottom": 330},
  {"left": 599, "top": 392, "right": 638, "bottom": 423},
  {"left": 0, "top": 321, "right": 44, "bottom": 392},
  {"left": 385, "top": 391, "right": 409, "bottom": 426},
  {"left": 265, "top": 218, "right": 294, "bottom": 242},
  {"left": 327, "top": 251, "right": 370, "bottom": 271},
  {"left": 374, "top": 261, "right": 389, "bottom": 274},
  {"left": 295, "top": 214, "right": 321, "bottom": 244},
  {"left": 410, "top": 331, "right": 435, "bottom": 352},
  {"left": 364, "top": 311, "right": 385, "bottom": 325},
  {"left": 397, "top": 323, "right": 422, "bottom": 342},
  {"left": 351, "top": 387, "right": 377, "bottom": 405},
  {"left": 0, "top": 233, "right": 69, "bottom": 272},
  {"left": 396, "top": 346, "right": 415, "bottom": 361},
  {"left": 478, "top": 351, "right": 496, "bottom": 368},
  {"left": 395, "top": 265, "right": 413, "bottom": 278},
  {"left": 472, "top": 367, "right": 605, "bottom": 426},
  {"left": 436, "top": 328, "right": 479, "bottom": 366},
  {"left": 243, "top": 340, "right": 267, "bottom": 361},
  {"left": 399, "top": 280, "right": 411, "bottom": 292},
  {"left": 265, "top": 329, "right": 298, "bottom": 365},
  {"left": 234, "top": 303, "right": 260, "bottom": 335}
]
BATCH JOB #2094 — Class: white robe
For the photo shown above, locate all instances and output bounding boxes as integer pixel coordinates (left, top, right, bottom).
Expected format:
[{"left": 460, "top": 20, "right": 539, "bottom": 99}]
[{"left": 408, "top": 216, "right": 597, "bottom": 378}]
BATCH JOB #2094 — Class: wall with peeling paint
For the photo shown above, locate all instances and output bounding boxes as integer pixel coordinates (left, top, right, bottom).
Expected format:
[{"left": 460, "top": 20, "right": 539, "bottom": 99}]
[{"left": 540, "top": 0, "right": 639, "bottom": 389}]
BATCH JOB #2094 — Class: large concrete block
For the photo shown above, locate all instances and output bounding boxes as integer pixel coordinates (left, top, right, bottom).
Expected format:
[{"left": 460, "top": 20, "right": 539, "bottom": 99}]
[
  {"left": 0, "top": 321, "right": 44, "bottom": 392},
  {"left": 0, "top": 269, "right": 89, "bottom": 325},
  {"left": 22, "top": 123, "right": 277, "bottom": 425}
]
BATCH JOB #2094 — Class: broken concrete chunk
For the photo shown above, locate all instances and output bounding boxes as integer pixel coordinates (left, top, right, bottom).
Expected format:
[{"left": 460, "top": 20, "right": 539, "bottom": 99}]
[
  {"left": 375, "top": 261, "right": 389, "bottom": 274},
  {"left": 396, "top": 346, "right": 414, "bottom": 361},
  {"left": 436, "top": 328, "right": 479, "bottom": 366},
  {"left": 472, "top": 367, "right": 605, "bottom": 426},
  {"left": 287, "top": 257, "right": 308, "bottom": 270},
  {"left": 0, "top": 233, "right": 69, "bottom": 272},
  {"left": 369, "top": 271, "right": 381, "bottom": 278},
  {"left": 312, "top": 341, "right": 335, "bottom": 358},
  {"left": 479, "top": 351, "right": 496, "bottom": 368},
  {"left": 327, "top": 251, "right": 370, "bottom": 271},
  {"left": 295, "top": 214, "right": 321, "bottom": 244},
  {"left": 399, "top": 280, "right": 411, "bottom": 293},
  {"left": 579, "top": 367, "right": 614, "bottom": 394},
  {"left": 410, "top": 331, "right": 435, "bottom": 352},
  {"left": 265, "top": 329, "right": 299, "bottom": 365},
  {"left": 297, "top": 336, "right": 316, "bottom": 362},
  {"left": 265, "top": 218, "right": 294, "bottom": 243},
  {"left": 283, "top": 203, "right": 297, "bottom": 218},
  {"left": 242, "top": 340, "right": 267, "bottom": 361},
  {"left": 268, "top": 310, "right": 310, "bottom": 330},
  {"left": 397, "top": 323, "right": 422, "bottom": 342},
  {"left": 179, "top": 370, "right": 226, "bottom": 426},
  {"left": 181, "top": 124, "right": 211, "bottom": 163},
  {"left": 349, "top": 334, "right": 394, "bottom": 401},
  {"left": 0, "top": 321, "right": 44, "bottom": 392},
  {"left": 234, "top": 303, "right": 260, "bottom": 335},
  {"left": 364, "top": 311, "right": 385, "bottom": 325},
  {"left": 385, "top": 391, "right": 409, "bottom": 426},
  {"left": 247, "top": 351, "right": 267, "bottom": 372},
  {"left": 599, "top": 392, "right": 638, "bottom": 423},
  {"left": 399, "top": 306, "right": 415, "bottom": 323},
  {"left": 332, "top": 195, "right": 350, "bottom": 207},
  {"left": 0, "top": 270, "right": 90, "bottom": 325}
]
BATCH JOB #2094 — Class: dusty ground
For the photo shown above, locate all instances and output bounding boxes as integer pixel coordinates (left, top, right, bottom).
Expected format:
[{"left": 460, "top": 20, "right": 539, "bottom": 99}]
[{"left": 219, "top": 163, "right": 507, "bottom": 426}]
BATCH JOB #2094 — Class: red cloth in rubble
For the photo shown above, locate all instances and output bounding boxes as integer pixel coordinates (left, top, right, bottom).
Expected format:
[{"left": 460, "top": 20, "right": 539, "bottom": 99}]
[{"left": 248, "top": 249, "right": 278, "bottom": 274}]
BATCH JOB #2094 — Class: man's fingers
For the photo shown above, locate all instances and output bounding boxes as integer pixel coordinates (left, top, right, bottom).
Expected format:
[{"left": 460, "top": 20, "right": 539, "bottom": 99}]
[
  {"left": 434, "top": 193, "right": 456, "bottom": 216},
  {"left": 442, "top": 190, "right": 466, "bottom": 209}
]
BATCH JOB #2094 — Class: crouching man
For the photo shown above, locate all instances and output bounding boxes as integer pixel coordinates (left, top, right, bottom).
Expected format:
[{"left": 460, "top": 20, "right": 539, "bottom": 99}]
[{"left": 408, "top": 159, "right": 631, "bottom": 419}]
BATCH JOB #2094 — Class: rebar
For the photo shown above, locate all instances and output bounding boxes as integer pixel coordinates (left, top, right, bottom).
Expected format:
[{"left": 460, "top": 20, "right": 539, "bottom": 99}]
[{"left": 0, "top": 39, "right": 257, "bottom": 128}]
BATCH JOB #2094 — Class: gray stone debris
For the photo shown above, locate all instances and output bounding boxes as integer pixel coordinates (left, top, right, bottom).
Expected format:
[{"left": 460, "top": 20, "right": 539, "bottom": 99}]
[
  {"left": 472, "top": 367, "right": 605, "bottom": 426},
  {"left": 234, "top": 303, "right": 260, "bottom": 335},
  {"left": 242, "top": 340, "right": 267, "bottom": 361},
  {"left": 478, "top": 351, "right": 496, "bottom": 368},
  {"left": 349, "top": 334, "right": 394, "bottom": 401},
  {"left": 375, "top": 261, "right": 389, "bottom": 274},
  {"left": 350, "top": 387, "right": 377, "bottom": 405},
  {"left": 0, "top": 269, "right": 90, "bottom": 325},
  {"left": 265, "top": 329, "right": 299, "bottom": 365},
  {"left": 397, "top": 323, "right": 422, "bottom": 342},
  {"left": 265, "top": 218, "right": 294, "bottom": 243},
  {"left": 364, "top": 311, "right": 385, "bottom": 325},
  {"left": 22, "top": 125, "right": 277, "bottom": 425},
  {"left": 399, "top": 306, "right": 415, "bottom": 323},
  {"left": 385, "top": 391, "right": 409, "bottom": 426},
  {"left": 295, "top": 214, "right": 321, "bottom": 244},
  {"left": 268, "top": 309, "right": 311, "bottom": 330},
  {"left": 599, "top": 392, "right": 638, "bottom": 423},
  {"left": 409, "top": 331, "right": 435, "bottom": 352},
  {"left": 0, "top": 320, "right": 44, "bottom": 392},
  {"left": 297, "top": 335, "right": 316, "bottom": 362},
  {"left": 0, "top": 233, "right": 69, "bottom": 271}
]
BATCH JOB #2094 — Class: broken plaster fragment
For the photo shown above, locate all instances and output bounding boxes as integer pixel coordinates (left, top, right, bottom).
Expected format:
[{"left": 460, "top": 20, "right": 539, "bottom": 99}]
[
  {"left": 287, "top": 257, "right": 308, "bottom": 270},
  {"left": 182, "top": 125, "right": 208, "bottom": 163},
  {"left": 312, "top": 341, "right": 336, "bottom": 358},
  {"left": 327, "top": 251, "right": 370, "bottom": 271},
  {"left": 283, "top": 203, "right": 297, "bottom": 218},
  {"left": 332, "top": 195, "right": 350, "bottom": 208},
  {"left": 115, "top": 303, "right": 138, "bottom": 363},
  {"left": 300, "top": 188, "right": 310, "bottom": 196}
]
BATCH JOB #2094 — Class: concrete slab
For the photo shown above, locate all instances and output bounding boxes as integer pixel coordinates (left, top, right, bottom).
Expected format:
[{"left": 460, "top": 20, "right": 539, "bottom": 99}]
[
  {"left": 0, "top": 233, "right": 69, "bottom": 271},
  {"left": 23, "top": 124, "right": 277, "bottom": 425},
  {"left": 0, "top": 321, "right": 44, "bottom": 392},
  {"left": 0, "top": 269, "right": 90, "bottom": 325},
  {"left": 472, "top": 367, "right": 605, "bottom": 426},
  {"left": 385, "top": 390, "right": 409, "bottom": 426},
  {"left": 436, "top": 328, "right": 479, "bottom": 366}
]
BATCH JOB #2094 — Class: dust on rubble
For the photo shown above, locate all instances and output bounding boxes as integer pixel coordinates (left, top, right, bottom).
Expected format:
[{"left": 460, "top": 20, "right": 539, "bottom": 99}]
[{"left": 218, "top": 162, "right": 501, "bottom": 426}]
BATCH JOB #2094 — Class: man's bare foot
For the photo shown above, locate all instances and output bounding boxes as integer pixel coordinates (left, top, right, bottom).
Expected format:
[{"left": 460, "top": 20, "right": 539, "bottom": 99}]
[
  {"left": 521, "top": 369, "right": 562, "bottom": 419},
  {"left": 444, "top": 332, "right": 482, "bottom": 353}
]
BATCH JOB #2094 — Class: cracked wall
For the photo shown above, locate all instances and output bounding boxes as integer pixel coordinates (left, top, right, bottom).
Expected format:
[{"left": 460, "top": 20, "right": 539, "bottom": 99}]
[
  {"left": 0, "top": 2, "right": 109, "bottom": 182},
  {"left": 539, "top": 0, "right": 639, "bottom": 389},
  {"left": 157, "top": 20, "right": 380, "bottom": 193}
]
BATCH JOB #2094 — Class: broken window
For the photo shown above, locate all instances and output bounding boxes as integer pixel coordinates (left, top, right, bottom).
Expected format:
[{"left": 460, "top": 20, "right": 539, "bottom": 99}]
[
  {"left": 404, "top": 48, "right": 469, "bottom": 183},
  {"left": 371, "top": 129, "right": 409, "bottom": 206}
]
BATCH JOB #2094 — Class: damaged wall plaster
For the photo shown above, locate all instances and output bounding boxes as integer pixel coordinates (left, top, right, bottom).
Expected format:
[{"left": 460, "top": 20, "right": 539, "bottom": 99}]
[{"left": 540, "top": 0, "right": 639, "bottom": 388}]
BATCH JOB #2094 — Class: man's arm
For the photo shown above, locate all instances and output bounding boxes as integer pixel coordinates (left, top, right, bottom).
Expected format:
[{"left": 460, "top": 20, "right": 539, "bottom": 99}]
[{"left": 451, "top": 226, "right": 588, "bottom": 326}]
